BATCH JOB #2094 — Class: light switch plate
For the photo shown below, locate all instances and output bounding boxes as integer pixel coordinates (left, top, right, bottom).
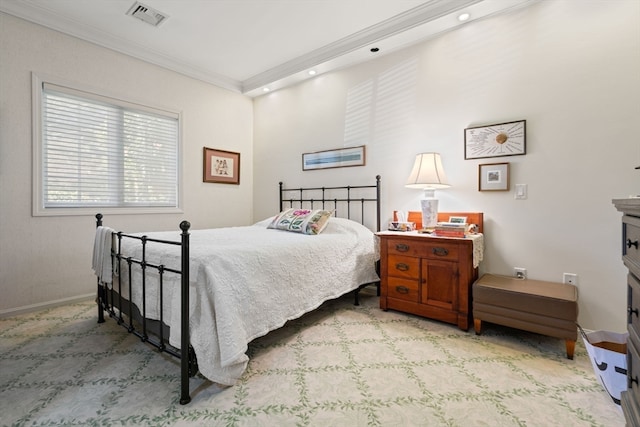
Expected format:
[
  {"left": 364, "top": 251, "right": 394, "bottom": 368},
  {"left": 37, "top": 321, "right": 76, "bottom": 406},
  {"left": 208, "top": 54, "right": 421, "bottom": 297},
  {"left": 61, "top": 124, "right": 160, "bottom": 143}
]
[{"left": 515, "top": 184, "right": 527, "bottom": 200}]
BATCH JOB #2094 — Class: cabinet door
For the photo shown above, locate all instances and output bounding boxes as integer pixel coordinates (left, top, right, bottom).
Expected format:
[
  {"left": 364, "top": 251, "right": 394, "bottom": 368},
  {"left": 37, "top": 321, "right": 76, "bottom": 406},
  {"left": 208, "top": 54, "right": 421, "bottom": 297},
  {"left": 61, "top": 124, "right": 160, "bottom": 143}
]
[{"left": 420, "top": 259, "right": 458, "bottom": 310}]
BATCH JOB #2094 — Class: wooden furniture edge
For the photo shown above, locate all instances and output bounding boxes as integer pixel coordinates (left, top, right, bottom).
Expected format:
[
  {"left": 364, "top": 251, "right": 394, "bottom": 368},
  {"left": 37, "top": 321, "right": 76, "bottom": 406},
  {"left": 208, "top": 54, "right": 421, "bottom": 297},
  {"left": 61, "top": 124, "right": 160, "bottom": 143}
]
[{"left": 394, "top": 211, "right": 484, "bottom": 234}]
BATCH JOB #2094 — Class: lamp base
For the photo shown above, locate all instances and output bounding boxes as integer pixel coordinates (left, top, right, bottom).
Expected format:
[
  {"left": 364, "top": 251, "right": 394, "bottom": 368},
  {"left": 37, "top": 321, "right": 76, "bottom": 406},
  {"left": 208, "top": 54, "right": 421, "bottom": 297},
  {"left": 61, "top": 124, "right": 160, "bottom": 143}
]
[{"left": 420, "top": 198, "right": 438, "bottom": 229}]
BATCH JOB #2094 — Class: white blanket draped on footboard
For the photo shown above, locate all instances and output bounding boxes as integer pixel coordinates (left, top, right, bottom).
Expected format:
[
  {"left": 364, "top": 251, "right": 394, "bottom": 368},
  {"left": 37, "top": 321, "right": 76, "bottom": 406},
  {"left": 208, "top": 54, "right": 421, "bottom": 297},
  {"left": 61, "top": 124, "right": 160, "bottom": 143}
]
[{"left": 114, "top": 217, "right": 380, "bottom": 385}]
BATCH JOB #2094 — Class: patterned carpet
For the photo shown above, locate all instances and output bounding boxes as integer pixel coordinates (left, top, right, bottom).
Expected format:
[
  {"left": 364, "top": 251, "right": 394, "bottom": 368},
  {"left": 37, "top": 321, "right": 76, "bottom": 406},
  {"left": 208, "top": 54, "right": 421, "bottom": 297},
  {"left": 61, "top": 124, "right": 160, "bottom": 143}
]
[{"left": 0, "top": 289, "right": 624, "bottom": 426}]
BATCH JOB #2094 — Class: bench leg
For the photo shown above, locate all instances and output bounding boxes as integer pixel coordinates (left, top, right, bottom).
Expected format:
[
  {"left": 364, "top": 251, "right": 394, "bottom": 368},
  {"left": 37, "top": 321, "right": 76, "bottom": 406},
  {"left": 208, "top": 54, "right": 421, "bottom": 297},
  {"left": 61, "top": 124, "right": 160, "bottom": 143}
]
[
  {"left": 566, "top": 339, "right": 575, "bottom": 360},
  {"left": 474, "top": 318, "right": 482, "bottom": 335}
]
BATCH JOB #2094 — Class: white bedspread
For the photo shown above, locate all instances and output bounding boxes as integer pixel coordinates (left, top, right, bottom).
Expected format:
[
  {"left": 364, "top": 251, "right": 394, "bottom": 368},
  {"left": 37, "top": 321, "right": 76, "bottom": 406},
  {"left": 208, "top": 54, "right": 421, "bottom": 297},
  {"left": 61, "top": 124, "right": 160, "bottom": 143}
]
[{"left": 115, "top": 217, "right": 380, "bottom": 385}]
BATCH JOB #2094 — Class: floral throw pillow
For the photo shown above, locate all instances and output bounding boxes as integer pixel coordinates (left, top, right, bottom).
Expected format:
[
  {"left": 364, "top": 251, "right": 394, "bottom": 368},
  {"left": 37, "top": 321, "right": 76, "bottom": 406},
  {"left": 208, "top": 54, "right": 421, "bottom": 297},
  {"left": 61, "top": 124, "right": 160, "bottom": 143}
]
[{"left": 267, "top": 209, "right": 333, "bottom": 235}]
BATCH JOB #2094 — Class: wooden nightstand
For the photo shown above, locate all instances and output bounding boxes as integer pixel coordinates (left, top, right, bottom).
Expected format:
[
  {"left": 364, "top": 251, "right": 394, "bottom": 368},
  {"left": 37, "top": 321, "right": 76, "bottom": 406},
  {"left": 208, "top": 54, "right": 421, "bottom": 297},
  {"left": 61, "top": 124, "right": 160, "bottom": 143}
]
[{"left": 378, "top": 211, "right": 483, "bottom": 331}]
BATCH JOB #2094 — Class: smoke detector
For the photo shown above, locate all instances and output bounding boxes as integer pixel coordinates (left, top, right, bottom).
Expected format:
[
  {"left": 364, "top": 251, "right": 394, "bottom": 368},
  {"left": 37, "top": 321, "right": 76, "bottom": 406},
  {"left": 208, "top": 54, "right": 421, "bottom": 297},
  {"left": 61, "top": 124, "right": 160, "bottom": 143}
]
[{"left": 126, "top": 1, "right": 168, "bottom": 27}]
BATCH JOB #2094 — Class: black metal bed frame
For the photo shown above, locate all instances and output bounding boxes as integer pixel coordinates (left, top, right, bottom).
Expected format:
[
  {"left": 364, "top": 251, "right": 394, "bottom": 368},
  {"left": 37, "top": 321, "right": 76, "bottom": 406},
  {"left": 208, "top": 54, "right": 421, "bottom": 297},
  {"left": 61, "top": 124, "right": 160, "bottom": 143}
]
[
  {"left": 96, "top": 176, "right": 381, "bottom": 405},
  {"left": 279, "top": 175, "right": 381, "bottom": 232},
  {"left": 96, "top": 215, "right": 195, "bottom": 404}
]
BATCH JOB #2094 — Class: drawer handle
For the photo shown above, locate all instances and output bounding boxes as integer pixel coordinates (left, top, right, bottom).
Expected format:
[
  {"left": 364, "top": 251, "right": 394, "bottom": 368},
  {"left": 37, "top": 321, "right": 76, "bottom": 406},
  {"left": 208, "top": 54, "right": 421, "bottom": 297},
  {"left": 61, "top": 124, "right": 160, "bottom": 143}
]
[
  {"left": 395, "top": 244, "right": 409, "bottom": 252},
  {"left": 628, "top": 306, "right": 639, "bottom": 317},
  {"left": 395, "top": 263, "right": 410, "bottom": 272},
  {"left": 432, "top": 247, "right": 449, "bottom": 256},
  {"left": 395, "top": 286, "right": 410, "bottom": 294},
  {"left": 627, "top": 239, "right": 639, "bottom": 249}
]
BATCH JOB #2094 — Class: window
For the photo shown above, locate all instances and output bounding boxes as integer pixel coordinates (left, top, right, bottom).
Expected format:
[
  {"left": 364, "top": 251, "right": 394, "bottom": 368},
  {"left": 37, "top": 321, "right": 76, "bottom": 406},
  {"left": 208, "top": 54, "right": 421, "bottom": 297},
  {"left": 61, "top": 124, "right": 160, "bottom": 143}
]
[{"left": 33, "top": 74, "right": 181, "bottom": 216}]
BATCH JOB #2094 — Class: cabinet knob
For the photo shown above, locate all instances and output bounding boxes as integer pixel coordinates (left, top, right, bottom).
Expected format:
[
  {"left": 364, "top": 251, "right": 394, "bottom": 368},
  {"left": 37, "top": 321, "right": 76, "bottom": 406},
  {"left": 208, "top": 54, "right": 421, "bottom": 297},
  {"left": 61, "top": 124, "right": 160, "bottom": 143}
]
[
  {"left": 628, "top": 306, "right": 639, "bottom": 317},
  {"left": 395, "top": 263, "right": 410, "bottom": 272},
  {"left": 395, "top": 286, "right": 410, "bottom": 294},
  {"left": 627, "top": 239, "right": 639, "bottom": 249},
  {"left": 630, "top": 375, "right": 639, "bottom": 388},
  {"left": 395, "top": 244, "right": 409, "bottom": 252},
  {"left": 432, "top": 247, "right": 449, "bottom": 256}
]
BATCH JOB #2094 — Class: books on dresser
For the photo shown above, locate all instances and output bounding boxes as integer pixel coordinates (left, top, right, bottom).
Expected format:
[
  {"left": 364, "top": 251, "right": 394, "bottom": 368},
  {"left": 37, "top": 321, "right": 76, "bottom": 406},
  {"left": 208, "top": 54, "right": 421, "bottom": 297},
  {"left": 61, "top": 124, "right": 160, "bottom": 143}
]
[{"left": 433, "top": 222, "right": 466, "bottom": 238}]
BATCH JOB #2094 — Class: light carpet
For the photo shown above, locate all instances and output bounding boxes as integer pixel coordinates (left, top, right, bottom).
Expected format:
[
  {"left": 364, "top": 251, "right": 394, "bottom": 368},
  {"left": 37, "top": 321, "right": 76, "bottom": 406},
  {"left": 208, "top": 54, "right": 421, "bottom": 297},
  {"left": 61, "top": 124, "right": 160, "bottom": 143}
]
[{"left": 0, "top": 289, "right": 624, "bottom": 426}]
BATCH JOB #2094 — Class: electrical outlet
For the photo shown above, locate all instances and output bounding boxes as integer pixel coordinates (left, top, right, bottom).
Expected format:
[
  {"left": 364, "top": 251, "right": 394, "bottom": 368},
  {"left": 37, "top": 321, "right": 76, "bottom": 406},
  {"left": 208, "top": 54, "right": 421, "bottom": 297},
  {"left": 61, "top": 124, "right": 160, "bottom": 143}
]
[
  {"left": 563, "top": 273, "right": 578, "bottom": 286},
  {"left": 514, "top": 267, "right": 527, "bottom": 279}
]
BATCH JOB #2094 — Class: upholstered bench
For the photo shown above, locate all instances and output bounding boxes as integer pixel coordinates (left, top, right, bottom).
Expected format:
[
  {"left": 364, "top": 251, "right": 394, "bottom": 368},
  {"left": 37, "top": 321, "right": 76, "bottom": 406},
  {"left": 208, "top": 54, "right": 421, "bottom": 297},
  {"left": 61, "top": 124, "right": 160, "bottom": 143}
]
[{"left": 473, "top": 274, "right": 578, "bottom": 359}]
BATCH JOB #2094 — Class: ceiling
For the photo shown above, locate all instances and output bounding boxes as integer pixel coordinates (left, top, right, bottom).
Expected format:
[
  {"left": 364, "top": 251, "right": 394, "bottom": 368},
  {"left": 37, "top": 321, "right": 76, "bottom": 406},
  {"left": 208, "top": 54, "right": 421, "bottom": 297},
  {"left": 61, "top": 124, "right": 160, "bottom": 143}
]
[{"left": 0, "top": 0, "right": 535, "bottom": 97}]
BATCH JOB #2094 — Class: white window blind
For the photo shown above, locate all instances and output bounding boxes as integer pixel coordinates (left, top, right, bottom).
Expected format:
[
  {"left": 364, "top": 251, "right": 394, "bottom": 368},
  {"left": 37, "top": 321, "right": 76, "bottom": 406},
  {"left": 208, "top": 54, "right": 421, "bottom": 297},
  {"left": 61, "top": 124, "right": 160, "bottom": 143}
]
[{"left": 38, "top": 81, "right": 179, "bottom": 213}]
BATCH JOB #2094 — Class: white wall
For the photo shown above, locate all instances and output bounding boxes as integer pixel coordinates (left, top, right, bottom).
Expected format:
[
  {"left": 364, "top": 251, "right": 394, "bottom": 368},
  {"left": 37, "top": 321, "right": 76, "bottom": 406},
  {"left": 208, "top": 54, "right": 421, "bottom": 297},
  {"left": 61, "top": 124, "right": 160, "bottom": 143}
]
[
  {"left": 253, "top": 0, "right": 640, "bottom": 331},
  {"left": 0, "top": 13, "right": 253, "bottom": 313}
]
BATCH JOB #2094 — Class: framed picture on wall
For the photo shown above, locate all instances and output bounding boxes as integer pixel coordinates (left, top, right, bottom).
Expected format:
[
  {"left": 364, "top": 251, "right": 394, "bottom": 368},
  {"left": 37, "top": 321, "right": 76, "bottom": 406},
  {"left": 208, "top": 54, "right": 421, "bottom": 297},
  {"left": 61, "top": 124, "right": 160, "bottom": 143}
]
[
  {"left": 302, "top": 145, "right": 366, "bottom": 171},
  {"left": 203, "top": 147, "right": 240, "bottom": 184},
  {"left": 479, "top": 162, "right": 510, "bottom": 191},
  {"left": 465, "top": 120, "right": 526, "bottom": 159}
]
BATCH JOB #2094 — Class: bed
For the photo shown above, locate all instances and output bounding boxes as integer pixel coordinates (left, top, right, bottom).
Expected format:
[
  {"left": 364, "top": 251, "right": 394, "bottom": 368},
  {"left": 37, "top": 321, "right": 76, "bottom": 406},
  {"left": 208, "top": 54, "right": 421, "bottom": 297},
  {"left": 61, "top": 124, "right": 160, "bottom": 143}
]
[{"left": 94, "top": 176, "right": 381, "bottom": 404}]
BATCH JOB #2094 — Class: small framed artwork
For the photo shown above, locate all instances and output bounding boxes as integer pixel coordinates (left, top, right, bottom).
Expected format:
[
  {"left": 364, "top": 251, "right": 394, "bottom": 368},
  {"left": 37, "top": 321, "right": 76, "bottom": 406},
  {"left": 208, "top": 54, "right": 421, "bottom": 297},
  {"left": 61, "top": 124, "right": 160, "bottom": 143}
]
[
  {"left": 302, "top": 145, "right": 365, "bottom": 171},
  {"left": 465, "top": 120, "right": 526, "bottom": 159},
  {"left": 203, "top": 147, "right": 240, "bottom": 184},
  {"left": 479, "top": 162, "right": 510, "bottom": 191}
]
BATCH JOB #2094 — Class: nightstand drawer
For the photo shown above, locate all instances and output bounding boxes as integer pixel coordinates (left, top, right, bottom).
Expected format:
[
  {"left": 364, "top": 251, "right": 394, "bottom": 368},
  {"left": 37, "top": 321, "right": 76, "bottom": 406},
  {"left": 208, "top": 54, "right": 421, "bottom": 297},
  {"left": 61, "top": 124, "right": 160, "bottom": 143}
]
[
  {"left": 386, "top": 239, "right": 458, "bottom": 261},
  {"left": 387, "top": 277, "right": 419, "bottom": 302},
  {"left": 387, "top": 255, "right": 419, "bottom": 279}
]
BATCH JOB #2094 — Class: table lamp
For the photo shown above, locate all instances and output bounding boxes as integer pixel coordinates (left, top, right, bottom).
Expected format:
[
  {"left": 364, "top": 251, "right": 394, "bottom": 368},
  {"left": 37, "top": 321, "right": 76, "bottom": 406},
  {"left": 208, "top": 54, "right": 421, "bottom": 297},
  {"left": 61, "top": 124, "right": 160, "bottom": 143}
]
[{"left": 405, "top": 152, "right": 450, "bottom": 229}]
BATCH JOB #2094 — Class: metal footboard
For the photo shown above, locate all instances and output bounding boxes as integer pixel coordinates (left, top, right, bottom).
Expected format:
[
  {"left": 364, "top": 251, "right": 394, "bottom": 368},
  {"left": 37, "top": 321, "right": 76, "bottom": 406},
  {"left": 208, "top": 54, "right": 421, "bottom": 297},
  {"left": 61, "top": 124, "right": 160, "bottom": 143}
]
[{"left": 95, "top": 214, "right": 195, "bottom": 404}]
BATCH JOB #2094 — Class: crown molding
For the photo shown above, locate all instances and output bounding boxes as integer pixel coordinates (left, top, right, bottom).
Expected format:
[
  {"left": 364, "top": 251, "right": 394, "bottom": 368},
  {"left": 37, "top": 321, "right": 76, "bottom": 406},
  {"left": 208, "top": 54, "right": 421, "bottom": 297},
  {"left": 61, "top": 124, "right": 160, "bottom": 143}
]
[
  {"left": 241, "top": 0, "right": 482, "bottom": 93},
  {"left": 2, "top": 0, "right": 536, "bottom": 97}
]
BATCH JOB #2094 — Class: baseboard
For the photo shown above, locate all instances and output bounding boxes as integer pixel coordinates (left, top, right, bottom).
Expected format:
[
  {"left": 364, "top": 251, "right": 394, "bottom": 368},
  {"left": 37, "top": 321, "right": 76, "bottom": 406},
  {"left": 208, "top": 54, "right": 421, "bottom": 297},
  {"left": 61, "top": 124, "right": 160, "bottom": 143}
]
[{"left": 0, "top": 293, "right": 95, "bottom": 318}]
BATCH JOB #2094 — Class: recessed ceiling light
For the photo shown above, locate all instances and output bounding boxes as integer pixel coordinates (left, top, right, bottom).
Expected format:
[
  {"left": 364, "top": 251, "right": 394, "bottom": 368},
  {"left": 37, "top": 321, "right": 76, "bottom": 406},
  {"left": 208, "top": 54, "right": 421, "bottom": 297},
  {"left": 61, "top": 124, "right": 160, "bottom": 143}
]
[
  {"left": 458, "top": 13, "right": 470, "bottom": 21},
  {"left": 262, "top": 87, "right": 270, "bottom": 92},
  {"left": 308, "top": 70, "right": 317, "bottom": 76}
]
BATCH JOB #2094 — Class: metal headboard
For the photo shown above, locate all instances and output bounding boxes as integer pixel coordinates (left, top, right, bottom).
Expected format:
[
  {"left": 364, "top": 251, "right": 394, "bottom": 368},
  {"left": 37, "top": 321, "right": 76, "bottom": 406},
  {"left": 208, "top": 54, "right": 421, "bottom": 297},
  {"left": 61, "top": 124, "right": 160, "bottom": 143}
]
[{"left": 278, "top": 175, "right": 381, "bottom": 232}]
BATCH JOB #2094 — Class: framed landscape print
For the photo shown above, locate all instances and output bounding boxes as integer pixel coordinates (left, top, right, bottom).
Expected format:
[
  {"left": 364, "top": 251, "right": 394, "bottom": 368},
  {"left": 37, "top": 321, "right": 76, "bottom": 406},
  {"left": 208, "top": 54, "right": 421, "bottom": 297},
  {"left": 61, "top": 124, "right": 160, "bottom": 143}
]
[{"left": 302, "top": 145, "right": 365, "bottom": 171}]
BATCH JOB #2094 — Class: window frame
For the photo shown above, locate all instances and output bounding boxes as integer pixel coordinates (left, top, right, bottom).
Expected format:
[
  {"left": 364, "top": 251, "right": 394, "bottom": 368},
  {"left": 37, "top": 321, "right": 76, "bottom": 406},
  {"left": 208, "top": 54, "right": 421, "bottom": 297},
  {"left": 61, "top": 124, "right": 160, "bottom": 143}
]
[{"left": 32, "top": 73, "right": 183, "bottom": 217}]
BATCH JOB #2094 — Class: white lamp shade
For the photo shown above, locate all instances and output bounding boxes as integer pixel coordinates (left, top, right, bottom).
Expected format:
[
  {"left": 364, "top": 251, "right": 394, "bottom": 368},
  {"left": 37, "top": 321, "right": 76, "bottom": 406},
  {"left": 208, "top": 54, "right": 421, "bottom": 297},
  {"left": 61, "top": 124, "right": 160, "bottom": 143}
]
[{"left": 405, "top": 152, "right": 450, "bottom": 189}]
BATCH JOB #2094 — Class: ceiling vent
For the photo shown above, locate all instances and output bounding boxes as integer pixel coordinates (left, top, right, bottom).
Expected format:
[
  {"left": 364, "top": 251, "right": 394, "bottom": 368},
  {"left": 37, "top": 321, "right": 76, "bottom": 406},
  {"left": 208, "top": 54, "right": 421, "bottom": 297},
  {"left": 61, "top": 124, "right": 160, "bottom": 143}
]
[{"left": 126, "top": 1, "right": 168, "bottom": 27}]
